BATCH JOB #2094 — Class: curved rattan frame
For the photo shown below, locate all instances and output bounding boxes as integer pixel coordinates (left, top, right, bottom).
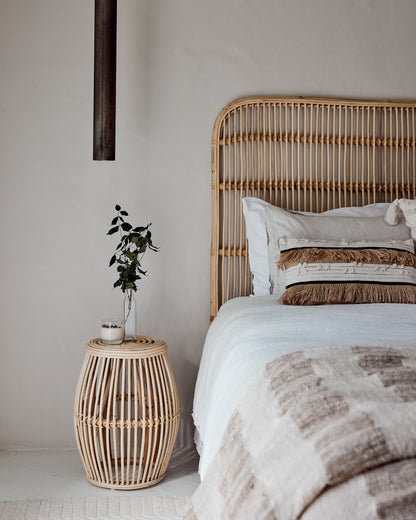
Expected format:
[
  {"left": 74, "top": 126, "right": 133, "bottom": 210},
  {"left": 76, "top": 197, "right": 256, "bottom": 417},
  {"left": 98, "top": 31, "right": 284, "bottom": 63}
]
[
  {"left": 73, "top": 337, "right": 180, "bottom": 489},
  {"left": 210, "top": 96, "right": 416, "bottom": 320}
]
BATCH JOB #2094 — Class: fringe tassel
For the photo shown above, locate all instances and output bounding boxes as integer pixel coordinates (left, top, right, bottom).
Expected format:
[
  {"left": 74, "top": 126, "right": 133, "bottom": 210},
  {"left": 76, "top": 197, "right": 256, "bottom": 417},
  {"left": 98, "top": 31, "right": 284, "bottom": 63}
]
[
  {"left": 279, "top": 283, "right": 416, "bottom": 306},
  {"left": 278, "top": 248, "right": 416, "bottom": 270}
]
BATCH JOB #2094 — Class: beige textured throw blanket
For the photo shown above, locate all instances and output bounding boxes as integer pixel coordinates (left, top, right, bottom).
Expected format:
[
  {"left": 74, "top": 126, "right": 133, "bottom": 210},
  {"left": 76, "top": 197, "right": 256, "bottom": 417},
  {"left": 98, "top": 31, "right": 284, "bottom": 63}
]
[{"left": 184, "top": 347, "right": 416, "bottom": 519}]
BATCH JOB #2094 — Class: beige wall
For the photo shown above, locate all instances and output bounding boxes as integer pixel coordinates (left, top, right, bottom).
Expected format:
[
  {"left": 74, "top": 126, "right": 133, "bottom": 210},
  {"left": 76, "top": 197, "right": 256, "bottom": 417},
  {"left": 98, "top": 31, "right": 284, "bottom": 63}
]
[{"left": 1, "top": 0, "right": 416, "bottom": 450}]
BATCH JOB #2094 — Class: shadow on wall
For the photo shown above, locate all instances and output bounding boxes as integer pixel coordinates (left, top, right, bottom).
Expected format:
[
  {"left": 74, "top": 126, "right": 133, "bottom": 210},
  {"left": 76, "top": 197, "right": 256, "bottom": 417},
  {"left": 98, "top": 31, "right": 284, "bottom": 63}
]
[{"left": 175, "top": 357, "right": 200, "bottom": 449}]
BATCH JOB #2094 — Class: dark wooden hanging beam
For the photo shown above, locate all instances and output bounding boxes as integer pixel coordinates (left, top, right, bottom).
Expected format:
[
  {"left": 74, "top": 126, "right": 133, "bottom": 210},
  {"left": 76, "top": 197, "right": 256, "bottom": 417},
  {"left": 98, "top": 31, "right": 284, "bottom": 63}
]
[{"left": 93, "top": 0, "right": 117, "bottom": 160}]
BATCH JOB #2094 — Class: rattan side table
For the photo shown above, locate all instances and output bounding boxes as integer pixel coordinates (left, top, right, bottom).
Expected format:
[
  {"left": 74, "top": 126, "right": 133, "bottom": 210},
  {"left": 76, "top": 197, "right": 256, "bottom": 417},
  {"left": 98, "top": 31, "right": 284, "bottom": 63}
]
[{"left": 73, "top": 336, "right": 180, "bottom": 489}]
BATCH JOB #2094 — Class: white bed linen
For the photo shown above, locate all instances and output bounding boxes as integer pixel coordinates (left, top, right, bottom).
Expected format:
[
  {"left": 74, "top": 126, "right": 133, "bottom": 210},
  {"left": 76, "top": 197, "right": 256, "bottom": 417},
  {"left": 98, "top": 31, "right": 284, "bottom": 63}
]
[{"left": 193, "top": 296, "right": 416, "bottom": 479}]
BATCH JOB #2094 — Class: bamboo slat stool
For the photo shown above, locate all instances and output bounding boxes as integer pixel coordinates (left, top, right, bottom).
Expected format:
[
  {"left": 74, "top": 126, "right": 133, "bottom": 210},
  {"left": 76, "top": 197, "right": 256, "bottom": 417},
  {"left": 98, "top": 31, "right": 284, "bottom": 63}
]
[{"left": 73, "top": 336, "right": 180, "bottom": 489}]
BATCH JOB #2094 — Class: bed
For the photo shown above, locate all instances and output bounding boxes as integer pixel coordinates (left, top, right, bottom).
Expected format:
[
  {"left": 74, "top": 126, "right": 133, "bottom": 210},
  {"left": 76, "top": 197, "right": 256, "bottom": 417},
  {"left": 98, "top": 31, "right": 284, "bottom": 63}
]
[{"left": 185, "top": 97, "right": 416, "bottom": 519}]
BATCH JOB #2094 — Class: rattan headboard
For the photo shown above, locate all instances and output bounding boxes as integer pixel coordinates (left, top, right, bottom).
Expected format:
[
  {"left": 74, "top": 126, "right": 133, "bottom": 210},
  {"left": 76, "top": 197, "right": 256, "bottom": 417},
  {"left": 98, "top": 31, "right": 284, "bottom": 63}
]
[{"left": 210, "top": 96, "right": 416, "bottom": 320}]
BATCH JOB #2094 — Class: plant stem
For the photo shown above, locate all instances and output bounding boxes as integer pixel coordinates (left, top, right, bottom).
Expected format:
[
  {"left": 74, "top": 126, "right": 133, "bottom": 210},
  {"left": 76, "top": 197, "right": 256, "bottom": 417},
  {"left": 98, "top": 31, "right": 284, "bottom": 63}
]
[{"left": 124, "top": 289, "right": 133, "bottom": 325}]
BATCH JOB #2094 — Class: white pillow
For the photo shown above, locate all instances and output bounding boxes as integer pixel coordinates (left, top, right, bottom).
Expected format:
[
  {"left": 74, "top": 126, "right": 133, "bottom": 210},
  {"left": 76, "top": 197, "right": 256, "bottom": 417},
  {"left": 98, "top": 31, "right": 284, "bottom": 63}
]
[
  {"left": 242, "top": 197, "right": 390, "bottom": 296},
  {"left": 385, "top": 198, "right": 416, "bottom": 240},
  {"left": 265, "top": 205, "right": 410, "bottom": 298}
]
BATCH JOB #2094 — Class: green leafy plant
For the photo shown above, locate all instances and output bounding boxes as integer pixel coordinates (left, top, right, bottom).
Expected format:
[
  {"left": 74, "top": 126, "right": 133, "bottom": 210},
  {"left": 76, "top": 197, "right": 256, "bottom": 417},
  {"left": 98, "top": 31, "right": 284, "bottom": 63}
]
[{"left": 107, "top": 204, "right": 159, "bottom": 292}]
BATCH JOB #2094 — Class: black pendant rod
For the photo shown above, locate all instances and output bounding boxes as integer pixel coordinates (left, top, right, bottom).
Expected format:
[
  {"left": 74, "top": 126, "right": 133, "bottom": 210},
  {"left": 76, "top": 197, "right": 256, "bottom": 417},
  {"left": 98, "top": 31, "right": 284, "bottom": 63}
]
[{"left": 93, "top": 0, "right": 117, "bottom": 161}]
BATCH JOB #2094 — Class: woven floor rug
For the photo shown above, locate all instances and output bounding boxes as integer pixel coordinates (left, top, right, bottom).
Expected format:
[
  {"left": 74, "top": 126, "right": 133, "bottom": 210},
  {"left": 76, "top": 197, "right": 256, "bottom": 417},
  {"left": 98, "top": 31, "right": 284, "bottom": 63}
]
[{"left": 0, "top": 496, "right": 188, "bottom": 520}]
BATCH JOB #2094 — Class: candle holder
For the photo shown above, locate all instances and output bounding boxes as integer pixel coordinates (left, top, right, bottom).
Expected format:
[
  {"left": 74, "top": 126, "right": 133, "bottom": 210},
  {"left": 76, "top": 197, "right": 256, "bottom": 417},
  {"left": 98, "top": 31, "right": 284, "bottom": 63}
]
[{"left": 101, "top": 319, "right": 124, "bottom": 345}]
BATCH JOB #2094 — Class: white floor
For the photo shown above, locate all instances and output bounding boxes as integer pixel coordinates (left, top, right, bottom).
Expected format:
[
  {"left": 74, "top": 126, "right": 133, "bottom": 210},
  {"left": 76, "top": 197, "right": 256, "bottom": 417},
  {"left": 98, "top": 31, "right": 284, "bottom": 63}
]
[{"left": 0, "top": 446, "right": 200, "bottom": 502}]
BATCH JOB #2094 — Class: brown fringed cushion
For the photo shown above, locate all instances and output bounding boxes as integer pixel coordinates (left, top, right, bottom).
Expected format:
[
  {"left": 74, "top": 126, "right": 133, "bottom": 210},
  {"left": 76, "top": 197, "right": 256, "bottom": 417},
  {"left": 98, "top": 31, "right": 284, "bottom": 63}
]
[{"left": 277, "top": 237, "right": 416, "bottom": 305}]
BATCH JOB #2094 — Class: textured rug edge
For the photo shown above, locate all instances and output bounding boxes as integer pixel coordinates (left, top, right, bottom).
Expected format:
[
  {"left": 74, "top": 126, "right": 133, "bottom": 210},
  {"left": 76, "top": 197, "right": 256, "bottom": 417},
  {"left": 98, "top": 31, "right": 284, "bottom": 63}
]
[{"left": 0, "top": 495, "right": 189, "bottom": 520}]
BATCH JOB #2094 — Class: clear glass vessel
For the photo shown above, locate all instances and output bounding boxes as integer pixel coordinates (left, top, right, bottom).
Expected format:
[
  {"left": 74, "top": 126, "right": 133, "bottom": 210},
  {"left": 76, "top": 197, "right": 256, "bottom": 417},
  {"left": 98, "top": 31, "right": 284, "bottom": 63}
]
[{"left": 123, "top": 289, "right": 137, "bottom": 342}]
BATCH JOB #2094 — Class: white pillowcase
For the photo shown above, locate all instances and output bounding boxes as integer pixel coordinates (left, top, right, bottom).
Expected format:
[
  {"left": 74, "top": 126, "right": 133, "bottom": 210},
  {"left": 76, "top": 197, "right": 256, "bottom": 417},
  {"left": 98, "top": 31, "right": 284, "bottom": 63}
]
[
  {"left": 265, "top": 205, "right": 410, "bottom": 298},
  {"left": 385, "top": 198, "right": 416, "bottom": 240},
  {"left": 242, "top": 197, "right": 391, "bottom": 296}
]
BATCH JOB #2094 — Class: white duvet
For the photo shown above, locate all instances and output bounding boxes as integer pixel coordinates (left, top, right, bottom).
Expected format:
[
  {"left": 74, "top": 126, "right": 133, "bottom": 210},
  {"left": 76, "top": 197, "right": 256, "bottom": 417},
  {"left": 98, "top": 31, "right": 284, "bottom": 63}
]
[{"left": 193, "top": 296, "right": 416, "bottom": 479}]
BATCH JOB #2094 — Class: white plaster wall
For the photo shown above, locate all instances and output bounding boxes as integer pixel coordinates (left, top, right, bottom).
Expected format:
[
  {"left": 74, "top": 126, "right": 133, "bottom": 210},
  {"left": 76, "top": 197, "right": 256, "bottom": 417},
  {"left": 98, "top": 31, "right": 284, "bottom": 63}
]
[{"left": 1, "top": 0, "right": 416, "bottom": 449}]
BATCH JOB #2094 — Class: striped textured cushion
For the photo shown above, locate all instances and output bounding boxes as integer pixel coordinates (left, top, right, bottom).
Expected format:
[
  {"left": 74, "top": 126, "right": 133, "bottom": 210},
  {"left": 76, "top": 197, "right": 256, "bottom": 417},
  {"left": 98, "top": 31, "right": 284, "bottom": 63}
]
[{"left": 277, "top": 237, "right": 416, "bottom": 305}]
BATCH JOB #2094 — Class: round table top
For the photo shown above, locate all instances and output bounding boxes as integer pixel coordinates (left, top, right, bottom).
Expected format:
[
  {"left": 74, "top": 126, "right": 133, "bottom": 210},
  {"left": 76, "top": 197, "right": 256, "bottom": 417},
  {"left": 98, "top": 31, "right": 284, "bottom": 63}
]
[{"left": 86, "top": 336, "right": 167, "bottom": 358}]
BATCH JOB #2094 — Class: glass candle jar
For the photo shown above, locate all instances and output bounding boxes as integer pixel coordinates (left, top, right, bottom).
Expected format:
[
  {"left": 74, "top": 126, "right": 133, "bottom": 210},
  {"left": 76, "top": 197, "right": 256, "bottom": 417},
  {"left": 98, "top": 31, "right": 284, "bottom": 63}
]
[{"left": 101, "top": 319, "right": 124, "bottom": 345}]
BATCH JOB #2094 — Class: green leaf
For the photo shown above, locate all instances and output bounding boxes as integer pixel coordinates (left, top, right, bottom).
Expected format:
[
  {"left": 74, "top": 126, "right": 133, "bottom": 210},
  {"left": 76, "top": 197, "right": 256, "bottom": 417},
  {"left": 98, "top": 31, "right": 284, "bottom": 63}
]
[
  {"left": 120, "top": 210, "right": 129, "bottom": 216},
  {"left": 111, "top": 217, "right": 118, "bottom": 225},
  {"left": 121, "top": 222, "right": 132, "bottom": 232},
  {"left": 125, "top": 250, "right": 138, "bottom": 261},
  {"left": 115, "top": 204, "right": 121, "bottom": 211},
  {"left": 109, "top": 255, "right": 116, "bottom": 267},
  {"left": 107, "top": 226, "right": 119, "bottom": 235}
]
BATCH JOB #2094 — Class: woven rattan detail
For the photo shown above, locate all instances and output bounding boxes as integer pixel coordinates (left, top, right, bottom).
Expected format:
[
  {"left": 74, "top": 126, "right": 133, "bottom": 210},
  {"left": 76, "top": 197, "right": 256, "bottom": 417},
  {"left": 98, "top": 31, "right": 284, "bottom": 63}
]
[
  {"left": 73, "top": 411, "right": 181, "bottom": 429},
  {"left": 87, "top": 336, "right": 167, "bottom": 358}
]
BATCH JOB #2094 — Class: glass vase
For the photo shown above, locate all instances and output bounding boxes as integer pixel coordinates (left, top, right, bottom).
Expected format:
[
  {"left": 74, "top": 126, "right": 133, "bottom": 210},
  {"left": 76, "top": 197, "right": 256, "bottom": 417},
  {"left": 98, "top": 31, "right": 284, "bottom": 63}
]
[{"left": 123, "top": 289, "right": 137, "bottom": 342}]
